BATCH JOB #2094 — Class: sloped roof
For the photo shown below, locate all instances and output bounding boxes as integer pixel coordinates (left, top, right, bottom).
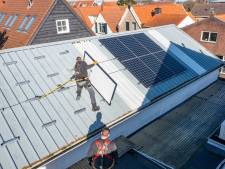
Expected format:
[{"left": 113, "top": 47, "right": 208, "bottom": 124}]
[
  {"left": 0, "top": 25, "right": 222, "bottom": 169},
  {"left": 73, "top": 6, "right": 102, "bottom": 28},
  {"left": 73, "top": 1, "right": 118, "bottom": 7},
  {"left": 0, "top": 0, "right": 90, "bottom": 49},
  {"left": 100, "top": 6, "right": 126, "bottom": 32},
  {"left": 191, "top": 3, "right": 225, "bottom": 17},
  {"left": 133, "top": 3, "right": 187, "bottom": 26},
  {"left": 73, "top": 5, "right": 126, "bottom": 32},
  {"left": 143, "top": 14, "right": 187, "bottom": 27},
  {"left": 0, "top": 0, "right": 55, "bottom": 49},
  {"left": 216, "top": 14, "right": 225, "bottom": 22}
]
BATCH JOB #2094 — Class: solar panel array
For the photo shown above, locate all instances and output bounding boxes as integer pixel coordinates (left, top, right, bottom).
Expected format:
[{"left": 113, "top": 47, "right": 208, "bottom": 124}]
[{"left": 99, "top": 33, "right": 186, "bottom": 88}]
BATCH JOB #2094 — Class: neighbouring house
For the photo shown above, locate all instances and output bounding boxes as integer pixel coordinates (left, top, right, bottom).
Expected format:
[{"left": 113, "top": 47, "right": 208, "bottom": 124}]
[
  {"left": 191, "top": 3, "right": 225, "bottom": 20},
  {"left": 133, "top": 3, "right": 195, "bottom": 28},
  {"left": 183, "top": 15, "right": 225, "bottom": 74},
  {"left": 73, "top": 5, "right": 141, "bottom": 35},
  {"left": 0, "top": 0, "right": 92, "bottom": 49}
]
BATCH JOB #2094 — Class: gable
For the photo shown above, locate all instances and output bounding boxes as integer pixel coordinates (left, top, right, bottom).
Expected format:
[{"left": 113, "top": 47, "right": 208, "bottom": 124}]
[{"left": 31, "top": 0, "right": 92, "bottom": 45}]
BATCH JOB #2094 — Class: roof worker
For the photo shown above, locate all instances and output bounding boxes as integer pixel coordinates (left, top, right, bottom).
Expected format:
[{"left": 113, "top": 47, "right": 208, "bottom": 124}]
[
  {"left": 70, "top": 56, "right": 100, "bottom": 111},
  {"left": 87, "top": 127, "right": 118, "bottom": 169}
]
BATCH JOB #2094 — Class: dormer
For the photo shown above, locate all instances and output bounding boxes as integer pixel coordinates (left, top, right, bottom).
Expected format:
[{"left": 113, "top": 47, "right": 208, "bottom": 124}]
[
  {"left": 27, "top": 0, "right": 33, "bottom": 8},
  {"left": 151, "top": 7, "right": 161, "bottom": 16}
]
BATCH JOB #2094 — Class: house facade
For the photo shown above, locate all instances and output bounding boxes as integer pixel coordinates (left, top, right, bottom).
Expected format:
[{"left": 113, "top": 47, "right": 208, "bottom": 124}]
[
  {"left": 183, "top": 16, "right": 225, "bottom": 74},
  {"left": 0, "top": 0, "right": 92, "bottom": 49},
  {"left": 74, "top": 5, "right": 141, "bottom": 35}
]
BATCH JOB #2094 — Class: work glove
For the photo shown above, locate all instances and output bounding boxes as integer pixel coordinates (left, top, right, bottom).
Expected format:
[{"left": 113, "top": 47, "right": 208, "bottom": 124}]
[{"left": 93, "top": 60, "right": 98, "bottom": 65}]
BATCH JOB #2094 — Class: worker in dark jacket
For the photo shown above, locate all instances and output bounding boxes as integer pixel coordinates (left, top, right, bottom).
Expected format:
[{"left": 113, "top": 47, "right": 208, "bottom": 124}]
[
  {"left": 71, "top": 56, "right": 100, "bottom": 111},
  {"left": 87, "top": 127, "right": 118, "bottom": 169}
]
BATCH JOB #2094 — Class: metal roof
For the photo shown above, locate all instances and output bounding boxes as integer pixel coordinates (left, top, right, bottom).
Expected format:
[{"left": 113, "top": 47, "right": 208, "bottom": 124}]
[
  {"left": 130, "top": 79, "right": 225, "bottom": 169},
  {"left": 0, "top": 25, "right": 222, "bottom": 169}
]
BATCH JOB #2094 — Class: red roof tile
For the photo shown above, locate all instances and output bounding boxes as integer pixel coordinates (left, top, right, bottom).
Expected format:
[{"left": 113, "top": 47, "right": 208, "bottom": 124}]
[
  {"left": 0, "top": 0, "right": 54, "bottom": 49},
  {"left": 133, "top": 3, "right": 187, "bottom": 26},
  {"left": 73, "top": 5, "right": 126, "bottom": 32}
]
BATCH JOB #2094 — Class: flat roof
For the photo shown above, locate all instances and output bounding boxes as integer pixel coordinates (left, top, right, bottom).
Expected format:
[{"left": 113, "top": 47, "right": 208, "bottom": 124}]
[
  {"left": 129, "top": 79, "right": 225, "bottom": 169},
  {"left": 69, "top": 136, "right": 174, "bottom": 169}
]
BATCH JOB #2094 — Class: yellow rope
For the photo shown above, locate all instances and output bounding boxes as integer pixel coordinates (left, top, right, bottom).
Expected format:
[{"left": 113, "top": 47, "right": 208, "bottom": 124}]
[{"left": 38, "top": 77, "right": 88, "bottom": 100}]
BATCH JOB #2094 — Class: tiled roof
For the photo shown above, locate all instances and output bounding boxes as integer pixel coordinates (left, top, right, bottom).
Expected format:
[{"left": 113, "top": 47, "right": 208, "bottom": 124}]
[
  {"left": 73, "top": 5, "right": 126, "bottom": 32},
  {"left": 73, "top": 1, "right": 117, "bottom": 7},
  {"left": 191, "top": 3, "right": 225, "bottom": 17},
  {"left": 216, "top": 14, "right": 225, "bottom": 22},
  {"left": 133, "top": 3, "right": 187, "bottom": 26},
  {"left": 73, "top": 6, "right": 102, "bottom": 28},
  {"left": 0, "top": 0, "right": 55, "bottom": 49},
  {"left": 101, "top": 6, "right": 126, "bottom": 32},
  {"left": 143, "top": 14, "right": 187, "bottom": 27}
]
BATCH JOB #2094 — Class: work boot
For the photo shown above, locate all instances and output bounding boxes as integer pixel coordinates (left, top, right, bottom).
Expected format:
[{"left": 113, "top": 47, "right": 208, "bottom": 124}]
[{"left": 92, "top": 103, "right": 100, "bottom": 111}]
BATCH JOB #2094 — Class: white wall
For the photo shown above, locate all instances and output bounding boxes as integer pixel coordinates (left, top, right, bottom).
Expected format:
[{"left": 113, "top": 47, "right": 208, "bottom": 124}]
[
  {"left": 178, "top": 16, "right": 195, "bottom": 28},
  {"left": 91, "top": 14, "right": 113, "bottom": 35},
  {"left": 40, "top": 69, "right": 219, "bottom": 169}
]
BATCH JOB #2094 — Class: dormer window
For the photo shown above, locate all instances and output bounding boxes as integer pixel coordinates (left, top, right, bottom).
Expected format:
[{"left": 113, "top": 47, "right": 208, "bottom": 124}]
[
  {"left": 154, "top": 8, "right": 161, "bottom": 14},
  {"left": 27, "top": 0, "right": 33, "bottom": 8}
]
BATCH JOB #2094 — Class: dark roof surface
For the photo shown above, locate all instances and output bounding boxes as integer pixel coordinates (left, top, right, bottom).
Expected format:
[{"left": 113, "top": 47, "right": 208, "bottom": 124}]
[
  {"left": 69, "top": 136, "right": 173, "bottom": 169},
  {"left": 191, "top": 3, "right": 225, "bottom": 16},
  {"left": 129, "top": 79, "right": 225, "bottom": 169}
]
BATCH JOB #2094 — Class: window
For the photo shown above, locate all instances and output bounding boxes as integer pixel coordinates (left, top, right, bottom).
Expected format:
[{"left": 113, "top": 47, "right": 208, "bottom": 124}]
[
  {"left": 95, "top": 22, "right": 98, "bottom": 33},
  {"left": 201, "top": 31, "right": 217, "bottom": 43},
  {"left": 27, "top": 0, "right": 33, "bottom": 8},
  {"left": 4, "top": 15, "right": 13, "bottom": 27},
  {"left": 18, "top": 16, "right": 29, "bottom": 31},
  {"left": 56, "top": 19, "right": 70, "bottom": 34},
  {"left": 99, "top": 23, "right": 107, "bottom": 34},
  {"left": 0, "top": 14, "right": 5, "bottom": 23},
  {"left": 24, "top": 16, "right": 35, "bottom": 31},
  {"left": 8, "top": 15, "right": 18, "bottom": 28},
  {"left": 126, "top": 22, "right": 129, "bottom": 31},
  {"left": 154, "top": 8, "right": 161, "bottom": 14},
  {"left": 132, "top": 22, "right": 136, "bottom": 30}
]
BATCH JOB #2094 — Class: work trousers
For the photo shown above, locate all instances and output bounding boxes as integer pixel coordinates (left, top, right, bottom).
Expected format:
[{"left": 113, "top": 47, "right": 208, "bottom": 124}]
[{"left": 76, "top": 80, "right": 96, "bottom": 104}]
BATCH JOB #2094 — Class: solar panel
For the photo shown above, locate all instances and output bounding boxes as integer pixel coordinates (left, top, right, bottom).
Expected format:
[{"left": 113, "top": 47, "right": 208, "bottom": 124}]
[
  {"left": 154, "top": 51, "right": 186, "bottom": 74},
  {"left": 139, "top": 55, "right": 175, "bottom": 81},
  {"left": 122, "top": 58, "right": 161, "bottom": 87},
  {"left": 99, "top": 38, "right": 135, "bottom": 62},
  {"left": 132, "top": 33, "right": 163, "bottom": 53},
  {"left": 118, "top": 36, "right": 149, "bottom": 56},
  {"left": 99, "top": 33, "right": 187, "bottom": 88}
]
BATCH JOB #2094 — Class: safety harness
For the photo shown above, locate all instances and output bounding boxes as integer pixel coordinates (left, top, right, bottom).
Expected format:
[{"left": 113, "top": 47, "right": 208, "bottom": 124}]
[{"left": 93, "top": 139, "right": 113, "bottom": 161}]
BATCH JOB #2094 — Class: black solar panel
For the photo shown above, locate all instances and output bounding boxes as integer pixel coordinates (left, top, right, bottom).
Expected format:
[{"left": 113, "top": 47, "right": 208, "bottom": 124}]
[
  {"left": 122, "top": 58, "right": 161, "bottom": 86},
  {"left": 99, "top": 33, "right": 186, "bottom": 88},
  {"left": 140, "top": 55, "right": 175, "bottom": 81},
  {"left": 100, "top": 37, "right": 136, "bottom": 62},
  {"left": 118, "top": 36, "right": 149, "bottom": 56},
  {"left": 133, "top": 33, "right": 163, "bottom": 53},
  {"left": 154, "top": 51, "right": 186, "bottom": 74}
]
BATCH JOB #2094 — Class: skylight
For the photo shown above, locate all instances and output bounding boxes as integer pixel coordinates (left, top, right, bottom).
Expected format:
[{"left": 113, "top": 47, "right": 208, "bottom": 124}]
[
  {"left": 24, "top": 16, "right": 35, "bottom": 31},
  {"left": 4, "top": 15, "right": 13, "bottom": 27},
  {"left": 18, "top": 16, "right": 29, "bottom": 31},
  {"left": 8, "top": 15, "right": 18, "bottom": 28},
  {"left": 0, "top": 14, "right": 5, "bottom": 23}
]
